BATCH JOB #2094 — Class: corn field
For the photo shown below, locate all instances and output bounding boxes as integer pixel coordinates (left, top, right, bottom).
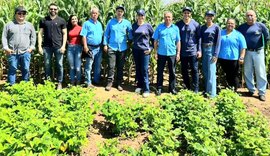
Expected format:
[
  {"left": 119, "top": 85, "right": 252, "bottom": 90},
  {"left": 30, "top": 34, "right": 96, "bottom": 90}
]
[{"left": 0, "top": 0, "right": 270, "bottom": 87}]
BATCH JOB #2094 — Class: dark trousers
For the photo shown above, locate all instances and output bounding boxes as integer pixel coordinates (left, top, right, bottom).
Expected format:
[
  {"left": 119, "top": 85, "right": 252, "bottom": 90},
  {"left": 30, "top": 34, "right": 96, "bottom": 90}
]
[
  {"left": 133, "top": 48, "right": 150, "bottom": 92},
  {"left": 107, "top": 48, "right": 126, "bottom": 85},
  {"left": 180, "top": 55, "right": 199, "bottom": 92},
  {"left": 157, "top": 54, "right": 176, "bottom": 91},
  {"left": 218, "top": 58, "right": 240, "bottom": 91}
]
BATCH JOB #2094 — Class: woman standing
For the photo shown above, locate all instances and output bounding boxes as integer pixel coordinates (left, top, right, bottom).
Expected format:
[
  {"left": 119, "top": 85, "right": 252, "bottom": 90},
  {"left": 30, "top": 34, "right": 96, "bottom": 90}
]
[
  {"left": 218, "top": 18, "right": 246, "bottom": 91},
  {"left": 67, "top": 15, "right": 82, "bottom": 85},
  {"left": 132, "top": 9, "right": 154, "bottom": 98},
  {"left": 201, "top": 11, "right": 221, "bottom": 98}
]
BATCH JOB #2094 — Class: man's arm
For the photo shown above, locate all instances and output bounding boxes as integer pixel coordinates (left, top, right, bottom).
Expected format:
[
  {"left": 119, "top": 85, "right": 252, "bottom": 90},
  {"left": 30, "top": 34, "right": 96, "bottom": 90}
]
[
  {"left": 60, "top": 28, "right": 67, "bottom": 53},
  {"left": 38, "top": 28, "right": 44, "bottom": 54},
  {"left": 29, "top": 24, "right": 36, "bottom": 53},
  {"left": 2, "top": 24, "right": 13, "bottom": 55}
]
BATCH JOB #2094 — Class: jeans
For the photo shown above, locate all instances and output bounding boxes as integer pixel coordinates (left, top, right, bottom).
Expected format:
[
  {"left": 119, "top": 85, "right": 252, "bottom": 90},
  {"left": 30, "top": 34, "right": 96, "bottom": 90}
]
[
  {"left": 43, "top": 47, "right": 63, "bottom": 83},
  {"left": 85, "top": 46, "right": 101, "bottom": 85},
  {"left": 180, "top": 55, "right": 199, "bottom": 92},
  {"left": 8, "top": 52, "right": 31, "bottom": 85},
  {"left": 93, "top": 47, "right": 102, "bottom": 84},
  {"left": 157, "top": 54, "right": 176, "bottom": 92},
  {"left": 219, "top": 58, "right": 239, "bottom": 91},
  {"left": 133, "top": 48, "right": 150, "bottom": 93},
  {"left": 244, "top": 49, "right": 267, "bottom": 95},
  {"left": 107, "top": 48, "right": 126, "bottom": 85},
  {"left": 202, "top": 46, "right": 216, "bottom": 97},
  {"left": 67, "top": 44, "right": 82, "bottom": 83}
]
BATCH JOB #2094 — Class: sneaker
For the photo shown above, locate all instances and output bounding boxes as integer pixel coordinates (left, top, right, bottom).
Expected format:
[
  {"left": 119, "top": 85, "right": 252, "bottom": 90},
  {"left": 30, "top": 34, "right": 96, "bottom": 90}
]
[
  {"left": 156, "top": 89, "right": 162, "bottom": 96},
  {"left": 105, "top": 82, "right": 113, "bottom": 91},
  {"left": 135, "top": 88, "right": 142, "bottom": 94},
  {"left": 247, "top": 91, "right": 254, "bottom": 97},
  {"left": 142, "top": 92, "right": 150, "bottom": 98},
  {"left": 259, "top": 95, "right": 266, "bottom": 101},
  {"left": 57, "top": 83, "right": 62, "bottom": 90},
  {"left": 87, "top": 84, "right": 95, "bottom": 89},
  {"left": 170, "top": 89, "right": 178, "bottom": 95},
  {"left": 117, "top": 85, "right": 123, "bottom": 91}
]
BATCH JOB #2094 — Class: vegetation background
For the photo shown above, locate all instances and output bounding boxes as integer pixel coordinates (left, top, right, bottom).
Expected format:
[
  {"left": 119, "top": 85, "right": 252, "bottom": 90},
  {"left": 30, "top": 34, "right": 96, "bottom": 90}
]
[{"left": 0, "top": 0, "right": 270, "bottom": 87}]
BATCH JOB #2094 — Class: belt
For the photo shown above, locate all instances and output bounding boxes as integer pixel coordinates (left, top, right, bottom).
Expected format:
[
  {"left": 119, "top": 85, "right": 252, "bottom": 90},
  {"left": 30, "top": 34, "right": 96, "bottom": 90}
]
[
  {"left": 247, "top": 47, "right": 263, "bottom": 52},
  {"left": 87, "top": 44, "right": 101, "bottom": 48},
  {"left": 202, "top": 43, "right": 214, "bottom": 47}
]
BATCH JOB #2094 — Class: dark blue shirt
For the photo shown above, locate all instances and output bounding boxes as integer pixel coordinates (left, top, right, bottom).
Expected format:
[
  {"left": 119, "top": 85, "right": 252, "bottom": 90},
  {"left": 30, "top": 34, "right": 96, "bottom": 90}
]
[
  {"left": 201, "top": 23, "right": 221, "bottom": 57},
  {"left": 176, "top": 19, "right": 201, "bottom": 57},
  {"left": 237, "top": 22, "right": 269, "bottom": 49},
  {"left": 132, "top": 23, "right": 154, "bottom": 50}
]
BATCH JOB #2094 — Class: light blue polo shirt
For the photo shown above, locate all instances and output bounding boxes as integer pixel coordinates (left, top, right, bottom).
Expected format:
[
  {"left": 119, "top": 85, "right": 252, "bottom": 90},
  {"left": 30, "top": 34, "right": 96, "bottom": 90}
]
[
  {"left": 80, "top": 19, "right": 103, "bottom": 45},
  {"left": 103, "top": 18, "right": 132, "bottom": 52},
  {"left": 219, "top": 29, "right": 247, "bottom": 60},
  {"left": 152, "top": 23, "right": 180, "bottom": 56}
]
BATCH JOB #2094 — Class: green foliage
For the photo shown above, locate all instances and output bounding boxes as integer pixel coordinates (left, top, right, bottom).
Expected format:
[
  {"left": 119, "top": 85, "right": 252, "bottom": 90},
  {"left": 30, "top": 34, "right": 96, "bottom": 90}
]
[{"left": 0, "top": 81, "right": 97, "bottom": 155}]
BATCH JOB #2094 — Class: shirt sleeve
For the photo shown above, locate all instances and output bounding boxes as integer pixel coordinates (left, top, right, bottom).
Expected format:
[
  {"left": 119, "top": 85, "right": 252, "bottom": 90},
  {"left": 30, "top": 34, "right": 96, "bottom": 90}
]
[
  {"left": 29, "top": 23, "right": 37, "bottom": 50},
  {"left": 152, "top": 25, "right": 160, "bottom": 41},
  {"left": 127, "top": 21, "right": 133, "bottom": 40},
  {"left": 103, "top": 20, "right": 111, "bottom": 45},
  {"left": 39, "top": 19, "right": 44, "bottom": 28},
  {"left": 260, "top": 23, "right": 270, "bottom": 45},
  {"left": 214, "top": 25, "right": 221, "bottom": 57},
  {"left": 238, "top": 32, "right": 247, "bottom": 50},
  {"left": 148, "top": 24, "right": 154, "bottom": 50},
  {"left": 1, "top": 24, "right": 9, "bottom": 50},
  {"left": 175, "top": 26, "right": 180, "bottom": 42},
  {"left": 196, "top": 23, "right": 201, "bottom": 52},
  {"left": 80, "top": 22, "right": 87, "bottom": 37}
]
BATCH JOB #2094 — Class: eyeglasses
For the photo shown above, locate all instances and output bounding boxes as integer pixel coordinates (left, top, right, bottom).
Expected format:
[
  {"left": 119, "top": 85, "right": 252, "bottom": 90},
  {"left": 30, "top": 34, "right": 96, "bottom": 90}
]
[
  {"left": 17, "top": 12, "right": 26, "bottom": 15},
  {"left": 50, "top": 8, "right": 58, "bottom": 11}
]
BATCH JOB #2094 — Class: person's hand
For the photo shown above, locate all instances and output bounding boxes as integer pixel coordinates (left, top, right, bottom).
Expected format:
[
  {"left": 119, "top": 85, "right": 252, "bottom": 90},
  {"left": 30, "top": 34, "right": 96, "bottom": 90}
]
[
  {"left": 27, "top": 48, "right": 33, "bottom": 53},
  {"left": 239, "top": 57, "right": 244, "bottom": 64},
  {"left": 104, "top": 45, "right": 108, "bottom": 53},
  {"left": 197, "top": 51, "right": 202, "bottom": 59},
  {"left": 83, "top": 46, "right": 89, "bottom": 53},
  {"left": 5, "top": 49, "right": 13, "bottom": 55},
  {"left": 211, "top": 56, "right": 217, "bottom": 63},
  {"left": 60, "top": 46, "right": 66, "bottom": 54},
  {"left": 144, "top": 49, "right": 151, "bottom": 55},
  {"left": 155, "top": 53, "right": 158, "bottom": 60},
  {"left": 38, "top": 47, "right": 43, "bottom": 55},
  {"left": 176, "top": 54, "right": 180, "bottom": 62}
]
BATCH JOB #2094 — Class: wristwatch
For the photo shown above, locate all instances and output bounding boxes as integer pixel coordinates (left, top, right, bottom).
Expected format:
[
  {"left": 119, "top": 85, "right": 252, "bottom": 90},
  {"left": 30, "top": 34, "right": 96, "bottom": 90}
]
[{"left": 239, "top": 57, "right": 244, "bottom": 60}]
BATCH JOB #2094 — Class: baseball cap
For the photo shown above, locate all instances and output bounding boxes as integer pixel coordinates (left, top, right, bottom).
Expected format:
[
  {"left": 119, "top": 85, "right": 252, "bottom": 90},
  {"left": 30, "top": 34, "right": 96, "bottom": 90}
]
[
  {"left": 182, "top": 6, "right": 192, "bottom": 12},
  {"left": 205, "top": 10, "right": 215, "bottom": 16},
  {"left": 137, "top": 9, "right": 145, "bottom": 16},
  {"left": 15, "top": 6, "right": 27, "bottom": 14},
  {"left": 116, "top": 5, "right": 125, "bottom": 12}
]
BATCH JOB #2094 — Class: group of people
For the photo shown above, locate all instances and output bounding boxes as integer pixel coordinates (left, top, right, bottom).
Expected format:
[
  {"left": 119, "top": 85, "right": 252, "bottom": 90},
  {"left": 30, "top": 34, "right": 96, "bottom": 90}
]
[{"left": 1, "top": 3, "right": 269, "bottom": 101}]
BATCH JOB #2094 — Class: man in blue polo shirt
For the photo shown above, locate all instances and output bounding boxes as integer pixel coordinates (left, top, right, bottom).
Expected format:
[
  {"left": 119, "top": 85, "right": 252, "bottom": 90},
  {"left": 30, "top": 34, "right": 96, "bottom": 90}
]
[
  {"left": 80, "top": 7, "right": 103, "bottom": 88},
  {"left": 238, "top": 10, "right": 269, "bottom": 101},
  {"left": 153, "top": 11, "right": 181, "bottom": 95},
  {"left": 176, "top": 7, "right": 201, "bottom": 93},
  {"left": 103, "top": 5, "right": 132, "bottom": 91}
]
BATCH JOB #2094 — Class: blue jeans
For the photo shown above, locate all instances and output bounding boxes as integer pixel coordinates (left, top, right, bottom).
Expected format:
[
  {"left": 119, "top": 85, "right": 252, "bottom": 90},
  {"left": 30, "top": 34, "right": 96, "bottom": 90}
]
[
  {"left": 202, "top": 46, "right": 216, "bottom": 97},
  {"left": 157, "top": 54, "right": 176, "bottom": 92},
  {"left": 244, "top": 49, "right": 267, "bottom": 95},
  {"left": 133, "top": 48, "right": 150, "bottom": 93},
  {"left": 8, "top": 52, "right": 31, "bottom": 85},
  {"left": 85, "top": 46, "right": 101, "bottom": 85},
  {"left": 67, "top": 44, "right": 82, "bottom": 83},
  {"left": 93, "top": 47, "right": 102, "bottom": 84},
  {"left": 43, "top": 47, "right": 63, "bottom": 83},
  {"left": 180, "top": 55, "right": 199, "bottom": 92}
]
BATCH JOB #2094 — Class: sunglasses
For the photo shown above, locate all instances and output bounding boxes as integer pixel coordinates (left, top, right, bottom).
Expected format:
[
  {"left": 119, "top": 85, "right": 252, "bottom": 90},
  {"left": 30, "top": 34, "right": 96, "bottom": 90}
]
[
  {"left": 50, "top": 8, "right": 58, "bottom": 11},
  {"left": 17, "top": 12, "right": 26, "bottom": 15}
]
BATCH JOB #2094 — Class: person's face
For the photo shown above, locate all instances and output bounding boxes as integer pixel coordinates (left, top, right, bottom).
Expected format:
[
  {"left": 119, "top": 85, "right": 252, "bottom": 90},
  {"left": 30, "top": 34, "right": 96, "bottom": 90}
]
[
  {"left": 71, "top": 16, "right": 78, "bottom": 26},
  {"left": 164, "top": 13, "right": 173, "bottom": 25},
  {"left": 49, "top": 5, "right": 58, "bottom": 16},
  {"left": 246, "top": 11, "right": 256, "bottom": 24},
  {"left": 15, "top": 11, "right": 26, "bottom": 22},
  {"left": 136, "top": 14, "right": 145, "bottom": 22},
  {"left": 226, "top": 19, "right": 235, "bottom": 31},
  {"left": 91, "top": 9, "right": 99, "bottom": 21},
  {"left": 183, "top": 11, "right": 191, "bottom": 20},
  {"left": 205, "top": 15, "right": 214, "bottom": 23},
  {"left": 116, "top": 9, "right": 124, "bottom": 18}
]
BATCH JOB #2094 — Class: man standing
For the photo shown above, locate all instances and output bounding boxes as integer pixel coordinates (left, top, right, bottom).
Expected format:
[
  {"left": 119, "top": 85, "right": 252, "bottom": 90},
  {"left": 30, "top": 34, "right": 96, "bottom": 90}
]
[
  {"left": 175, "top": 7, "right": 201, "bottom": 93},
  {"left": 238, "top": 10, "right": 269, "bottom": 101},
  {"left": 80, "top": 7, "right": 103, "bottom": 88},
  {"left": 103, "top": 5, "right": 132, "bottom": 91},
  {"left": 153, "top": 11, "right": 181, "bottom": 95},
  {"left": 2, "top": 6, "right": 36, "bottom": 85},
  {"left": 38, "top": 3, "right": 67, "bottom": 89}
]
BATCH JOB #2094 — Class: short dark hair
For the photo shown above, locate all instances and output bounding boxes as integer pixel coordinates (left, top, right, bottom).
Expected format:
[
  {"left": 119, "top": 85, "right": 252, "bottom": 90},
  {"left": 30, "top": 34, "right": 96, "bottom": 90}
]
[{"left": 48, "top": 3, "right": 58, "bottom": 9}]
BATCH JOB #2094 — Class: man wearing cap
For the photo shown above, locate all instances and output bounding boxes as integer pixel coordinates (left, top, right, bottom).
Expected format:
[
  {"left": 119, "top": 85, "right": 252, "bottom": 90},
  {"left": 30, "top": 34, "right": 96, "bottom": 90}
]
[
  {"left": 176, "top": 6, "right": 201, "bottom": 93},
  {"left": 38, "top": 3, "right": 67, "bottom": 89},
  {"left": 238, "top": 10, "right": 269, "bottom": 101},
  {"left": 80, "top": 7, "right": 103, "bottom": 88},
  {"left": 2, "top": 6, "right": 36, "bottom": 85},
  {"left": 103, "top": 5, "right": 132, "bottom": 91},
  {"left": 153, "top": 11, "right": 181, "bottom": 95}
]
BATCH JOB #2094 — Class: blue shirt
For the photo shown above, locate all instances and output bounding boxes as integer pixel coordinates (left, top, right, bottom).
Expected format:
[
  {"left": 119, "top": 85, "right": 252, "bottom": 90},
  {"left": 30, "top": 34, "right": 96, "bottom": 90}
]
[
  {"left": 80, "top": 19, "right": 103, "bottom": 45},
  {"left": 237, "top": 22, "right": 269, "bottom": 49},
  {"left": 132, "top": 23, "right": 154, "bottom": 50},
  {"left": 219, "top": 29, "right": 247, "bottom": 60},
  {"left": 201, "top": 23, "right": 221, "bottom": 57},
  {"left": 103, "top": 18, "right": 132, "bottom": 52},
  {"left": 175, "top": 19, "right": 201, "bottom": 57},
  {"left": 152, "top": 23, "right": 180, "bottom": 56}
]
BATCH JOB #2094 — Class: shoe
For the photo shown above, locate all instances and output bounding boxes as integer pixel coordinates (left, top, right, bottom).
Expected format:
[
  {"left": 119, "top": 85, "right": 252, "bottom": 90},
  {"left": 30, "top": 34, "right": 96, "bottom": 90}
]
[
  {"left": 156, "top": 89, "right": 162, "bottom": 96},
  {"left": 57, "top": 83, "right": 62, "bottom": 90},
  {"left": 170, "top": 89, "right": 178, "bottom": 95},
  {"left": 87, "top": 84, "right": 95, "bottom": 89},
  {"left": 117, "top": 85, "right": 123, "bottom": 91},
  {"left": 105, "top": 82, "right": 113, "bottom": 91},
  {"left": 142, "top": 92, "right": 150, "bottom": 98},
  {"left": 135, "top": 88, "right": 142, "bottom": 94},
  {"left": 259, "top": 95, "right": 266, "bottom": 101},
  {"left": 247, "top": 91, "right": 254, "bottom": 97}
]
